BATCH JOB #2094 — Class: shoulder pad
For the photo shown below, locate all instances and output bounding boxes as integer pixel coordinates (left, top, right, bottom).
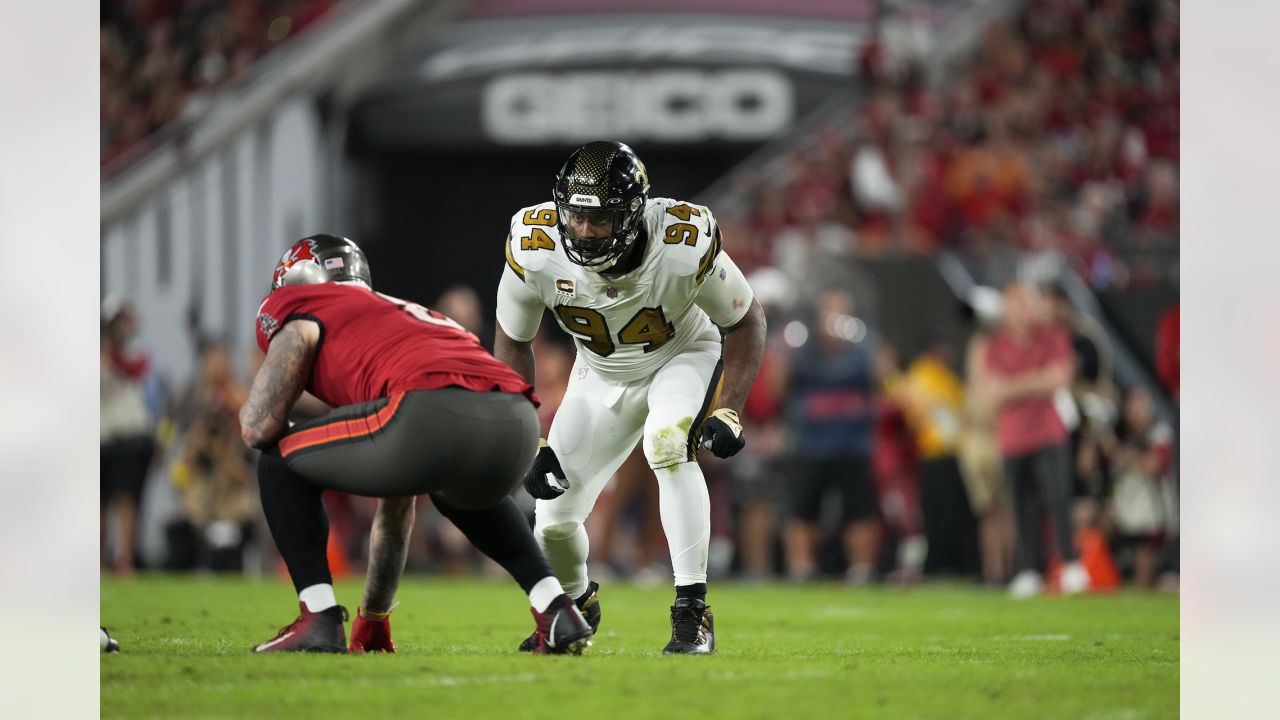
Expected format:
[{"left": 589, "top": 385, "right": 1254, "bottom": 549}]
[
  {"left": 506, "top": 202, "right": 560, "bottom": 278},
  {"left": 646, "top": 198, "right": 723, "bottom": 283}
]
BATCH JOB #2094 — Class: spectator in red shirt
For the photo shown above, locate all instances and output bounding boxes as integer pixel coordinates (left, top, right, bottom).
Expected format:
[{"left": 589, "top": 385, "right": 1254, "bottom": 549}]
[{"left": 982, "top": 283, "right": 1085, "bottom": 597}]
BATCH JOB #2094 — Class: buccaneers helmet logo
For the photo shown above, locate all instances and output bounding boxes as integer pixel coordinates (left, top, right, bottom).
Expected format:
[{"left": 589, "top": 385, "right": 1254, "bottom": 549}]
[{"left": 272, "top": 239, "right": 319, "bottom": 290}]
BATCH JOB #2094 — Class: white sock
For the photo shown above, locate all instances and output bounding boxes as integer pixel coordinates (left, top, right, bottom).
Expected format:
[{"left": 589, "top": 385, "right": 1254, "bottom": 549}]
[
  {"left": 528, "top": 576, "right": 566, "bottom": 613},
  {"left": 535, "top": 520, "right": 590, "bottom": 599},
  {"left": 655, "top": 461, "right": 711, "bottom": 586},
  {"left": 298, "top": 583, "right": 337, "bottom": 613}
]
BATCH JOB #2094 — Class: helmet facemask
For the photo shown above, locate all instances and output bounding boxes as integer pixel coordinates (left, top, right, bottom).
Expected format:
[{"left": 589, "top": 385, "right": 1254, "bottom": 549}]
[{"left": 556, "top": 199, "right": 644, "bottom": 270}]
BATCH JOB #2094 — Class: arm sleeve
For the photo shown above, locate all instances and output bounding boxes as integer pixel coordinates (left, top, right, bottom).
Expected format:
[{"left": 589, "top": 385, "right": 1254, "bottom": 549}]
[
  {"left": 495, "top": 265, "right": 545, "bottom": 342},
  {"left": 693, "top": 251, "right": 755, "bottom": 328}
]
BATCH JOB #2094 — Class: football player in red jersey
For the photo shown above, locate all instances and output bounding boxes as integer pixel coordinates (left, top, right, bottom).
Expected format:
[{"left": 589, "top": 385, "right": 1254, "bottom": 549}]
[{"left": 240, "top": 234, "right": 592, "bottom": 655}]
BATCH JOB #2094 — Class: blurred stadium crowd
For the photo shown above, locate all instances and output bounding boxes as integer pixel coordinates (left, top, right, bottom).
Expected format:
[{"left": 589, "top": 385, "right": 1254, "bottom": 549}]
[
  {"left": 101, "top": 0, "right": 1178, "bottom": 594},
  {"left": 100, "top": 0, "right": 337, "bottom": 169},
  {"left": 725, "top": 0, "right": 1178, "bottom": 289}
]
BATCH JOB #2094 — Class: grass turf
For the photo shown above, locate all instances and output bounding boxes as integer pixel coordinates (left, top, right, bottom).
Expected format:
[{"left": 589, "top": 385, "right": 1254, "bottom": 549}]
[{"left": 101, "top": 575, "right": 1177, "bottom": 719}]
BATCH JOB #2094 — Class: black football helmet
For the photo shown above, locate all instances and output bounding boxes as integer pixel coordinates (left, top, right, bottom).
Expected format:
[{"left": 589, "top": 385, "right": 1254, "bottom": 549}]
[
  {"left": 271, "top": 234, "right": 373, "bottom": 291},
  {"left": 553, "top": 141, "right": 650, "bottom": 270}
]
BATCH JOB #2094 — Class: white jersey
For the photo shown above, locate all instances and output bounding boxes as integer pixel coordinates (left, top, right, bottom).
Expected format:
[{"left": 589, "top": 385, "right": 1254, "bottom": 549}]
[{"left": 497, "top": 197, "right": 754, "bottom": 384}]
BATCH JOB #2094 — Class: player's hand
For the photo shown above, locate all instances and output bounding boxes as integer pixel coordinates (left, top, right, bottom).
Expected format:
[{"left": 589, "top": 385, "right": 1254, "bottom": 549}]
[
  {"left": 700, "top": 408, "right": 746, "bottom": 458},
  {"left": 523, "top": 439, "right": 569, "bottom": 500}
]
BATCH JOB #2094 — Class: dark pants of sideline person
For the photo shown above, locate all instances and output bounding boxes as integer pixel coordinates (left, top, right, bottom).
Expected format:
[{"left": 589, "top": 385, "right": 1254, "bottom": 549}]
[{"left": 1004, "top": 441, "right": 1077, "bottom": 574}]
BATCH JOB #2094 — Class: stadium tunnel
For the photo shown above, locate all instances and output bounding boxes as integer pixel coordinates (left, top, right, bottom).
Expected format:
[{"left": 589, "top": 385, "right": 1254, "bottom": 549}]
[{"left": 340, "top": 4, "right": 876, "bottom": 317}]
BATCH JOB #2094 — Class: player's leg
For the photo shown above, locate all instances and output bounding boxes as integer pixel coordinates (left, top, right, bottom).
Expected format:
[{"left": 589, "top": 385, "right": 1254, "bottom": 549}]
[
  {"left": 393, "top": 389, "right": 572, "bottom": 606},
  {"left": 257, "top": 395, "right": 422, "bottom": 653},
  {"left": 254, "top": 447, "right": 347, "bottom": 653},
  {"left": 430, "top": 493, "right": 594, "bottom": 655},
  {"left": 420, "top": 391, "right": 592, "bottom": 654},
  {"left": 539, "top": 359, "right": 647, "bottom": 599},
  {"left": 642, "top": 341, "right": 722, "bottom": 654},
  {"left": 350, "top": 496, "right": 414, "bottom": 653},
  {"left": 278, "top": 389, "right": 593, "bottom": 653}
]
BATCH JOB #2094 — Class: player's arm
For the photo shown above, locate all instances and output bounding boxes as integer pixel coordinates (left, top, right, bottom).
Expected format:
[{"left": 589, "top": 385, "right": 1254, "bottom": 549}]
[
  {"left": 493, "top": 250, "right": 545, "bottom": 384},
  {"left": 693, "top": 248, "right": 766, "bottom": 457},
  {"left": 240, "top": 319, "right": 320, "bottom": 450},
  {"left": 494, "top": 325, "right": 536, "bottom": 386},
  {"left": 695, "top": 251, "right": 765, "bottom": 413},
  {"left": 495, "top": 239, "right": 569, "bottom": 498},
  {"left": 717, "top": 299, "right": 767, "bottom": 414}
]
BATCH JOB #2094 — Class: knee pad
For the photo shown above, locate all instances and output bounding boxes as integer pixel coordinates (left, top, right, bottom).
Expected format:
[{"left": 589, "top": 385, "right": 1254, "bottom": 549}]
[
  {"left": 643, "top": 423, "right": 693, "bottom": 469},
  {"left": 535, "top": 520, "right": 581, "bottom": 542}
]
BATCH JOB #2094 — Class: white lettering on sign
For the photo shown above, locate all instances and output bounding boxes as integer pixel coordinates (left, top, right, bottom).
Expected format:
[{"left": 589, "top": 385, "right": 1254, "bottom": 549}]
[{"left": 482, "top": 69, "right": 794, "bottom": 144}]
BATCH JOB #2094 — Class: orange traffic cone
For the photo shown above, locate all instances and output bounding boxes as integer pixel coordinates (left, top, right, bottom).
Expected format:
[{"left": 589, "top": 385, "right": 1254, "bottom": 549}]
[{"left": 1047, "top": 528, "right": 1121, "bottom": 593}]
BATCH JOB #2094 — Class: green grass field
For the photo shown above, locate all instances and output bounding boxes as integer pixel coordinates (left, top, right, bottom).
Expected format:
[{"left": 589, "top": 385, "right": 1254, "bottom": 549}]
[{"left": 101, "top": 575, "right": 1178, "bottom": 719}]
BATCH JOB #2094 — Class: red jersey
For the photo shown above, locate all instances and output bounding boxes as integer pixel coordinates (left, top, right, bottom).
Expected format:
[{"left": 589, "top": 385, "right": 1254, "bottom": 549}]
[
  {"left": 984, "top": 324, "right": 1072, "bottom": 457},
  {"left": 255, "top": 284, "right": 536, "bottom": 408}
]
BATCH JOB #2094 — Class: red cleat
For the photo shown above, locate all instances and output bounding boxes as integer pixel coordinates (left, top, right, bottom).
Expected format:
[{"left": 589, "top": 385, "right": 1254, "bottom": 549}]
[
  {"left": 349, "top": 607, "right": 396, "bottom": 654},
  {"left": 528, "top": 595, "right": 593, "bottom": 655},
  {"left": 253, "top": 603, "right": 348, "bottom": 653}
]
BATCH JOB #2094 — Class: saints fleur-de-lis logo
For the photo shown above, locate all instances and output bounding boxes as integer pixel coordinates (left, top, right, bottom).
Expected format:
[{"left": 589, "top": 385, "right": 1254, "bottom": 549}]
[{"left": 634, "top": 160, "right": 649, "bottom": 190}]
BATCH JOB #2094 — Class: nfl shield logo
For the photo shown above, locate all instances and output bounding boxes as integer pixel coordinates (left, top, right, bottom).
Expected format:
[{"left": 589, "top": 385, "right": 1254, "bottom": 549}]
[{"left": 606, "top": 287, "right": 618, "bottom": 299}]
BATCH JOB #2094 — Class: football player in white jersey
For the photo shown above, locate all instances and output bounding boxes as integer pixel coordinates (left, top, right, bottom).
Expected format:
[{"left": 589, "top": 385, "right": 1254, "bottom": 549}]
[{"left": 495, "top": 141, "right": 766, "bottom": 654}]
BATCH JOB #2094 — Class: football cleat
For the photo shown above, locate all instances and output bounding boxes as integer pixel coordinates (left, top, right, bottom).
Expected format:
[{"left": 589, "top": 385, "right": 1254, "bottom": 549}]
[
  {"left": 100, "top": 626, "right": 120, "bottom": 654},
  {"left": 253, "top": 603, "right": 348, "bottom": 653},
  {"left": 526, "top": 595, "right": 593, "bottom": 655},
  {"left": 662, "top": 598, "right": 715, "bottom": 655},
  {"left": 519, "top": 581, "right": 601, "bottom": 652},
  {"left": 349, "top": 606, "right": 396, "bottom": 654}
]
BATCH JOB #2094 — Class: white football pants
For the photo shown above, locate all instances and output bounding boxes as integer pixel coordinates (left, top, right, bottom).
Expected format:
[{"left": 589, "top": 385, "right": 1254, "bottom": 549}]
[{"left": 536, "top": 338, "right": 723, "bottom": 597}]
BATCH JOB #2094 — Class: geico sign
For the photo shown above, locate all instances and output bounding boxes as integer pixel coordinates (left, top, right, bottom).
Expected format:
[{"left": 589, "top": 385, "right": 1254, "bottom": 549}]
[{"left": 482, "top": 69, "right": 793, "bottom": 144}]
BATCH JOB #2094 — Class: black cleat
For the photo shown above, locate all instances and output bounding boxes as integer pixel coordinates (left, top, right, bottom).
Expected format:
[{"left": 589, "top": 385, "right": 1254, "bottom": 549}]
[
  {"left": 253, "top": 603, "right": 349, "bottom": 653},
  {"left": 662, "top": 598, "right": 715, "bottom": 655},
  {"left": 519, "top": 581, "right": 601, "bottom": 652},
  {"left": 527, "top": 594, "right": 593, "bottom": 655},
  {"left": 100, "top": 627, "right": 120, "bottom": 654}
]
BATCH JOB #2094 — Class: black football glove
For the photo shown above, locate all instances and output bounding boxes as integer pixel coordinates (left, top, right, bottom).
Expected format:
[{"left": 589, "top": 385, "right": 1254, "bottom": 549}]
[
  {"left": 523, "top": 439, "right": 569, "bottom": 500},
  {"left": 700, "top": 408, "right": 746, "bottom": 458}
]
